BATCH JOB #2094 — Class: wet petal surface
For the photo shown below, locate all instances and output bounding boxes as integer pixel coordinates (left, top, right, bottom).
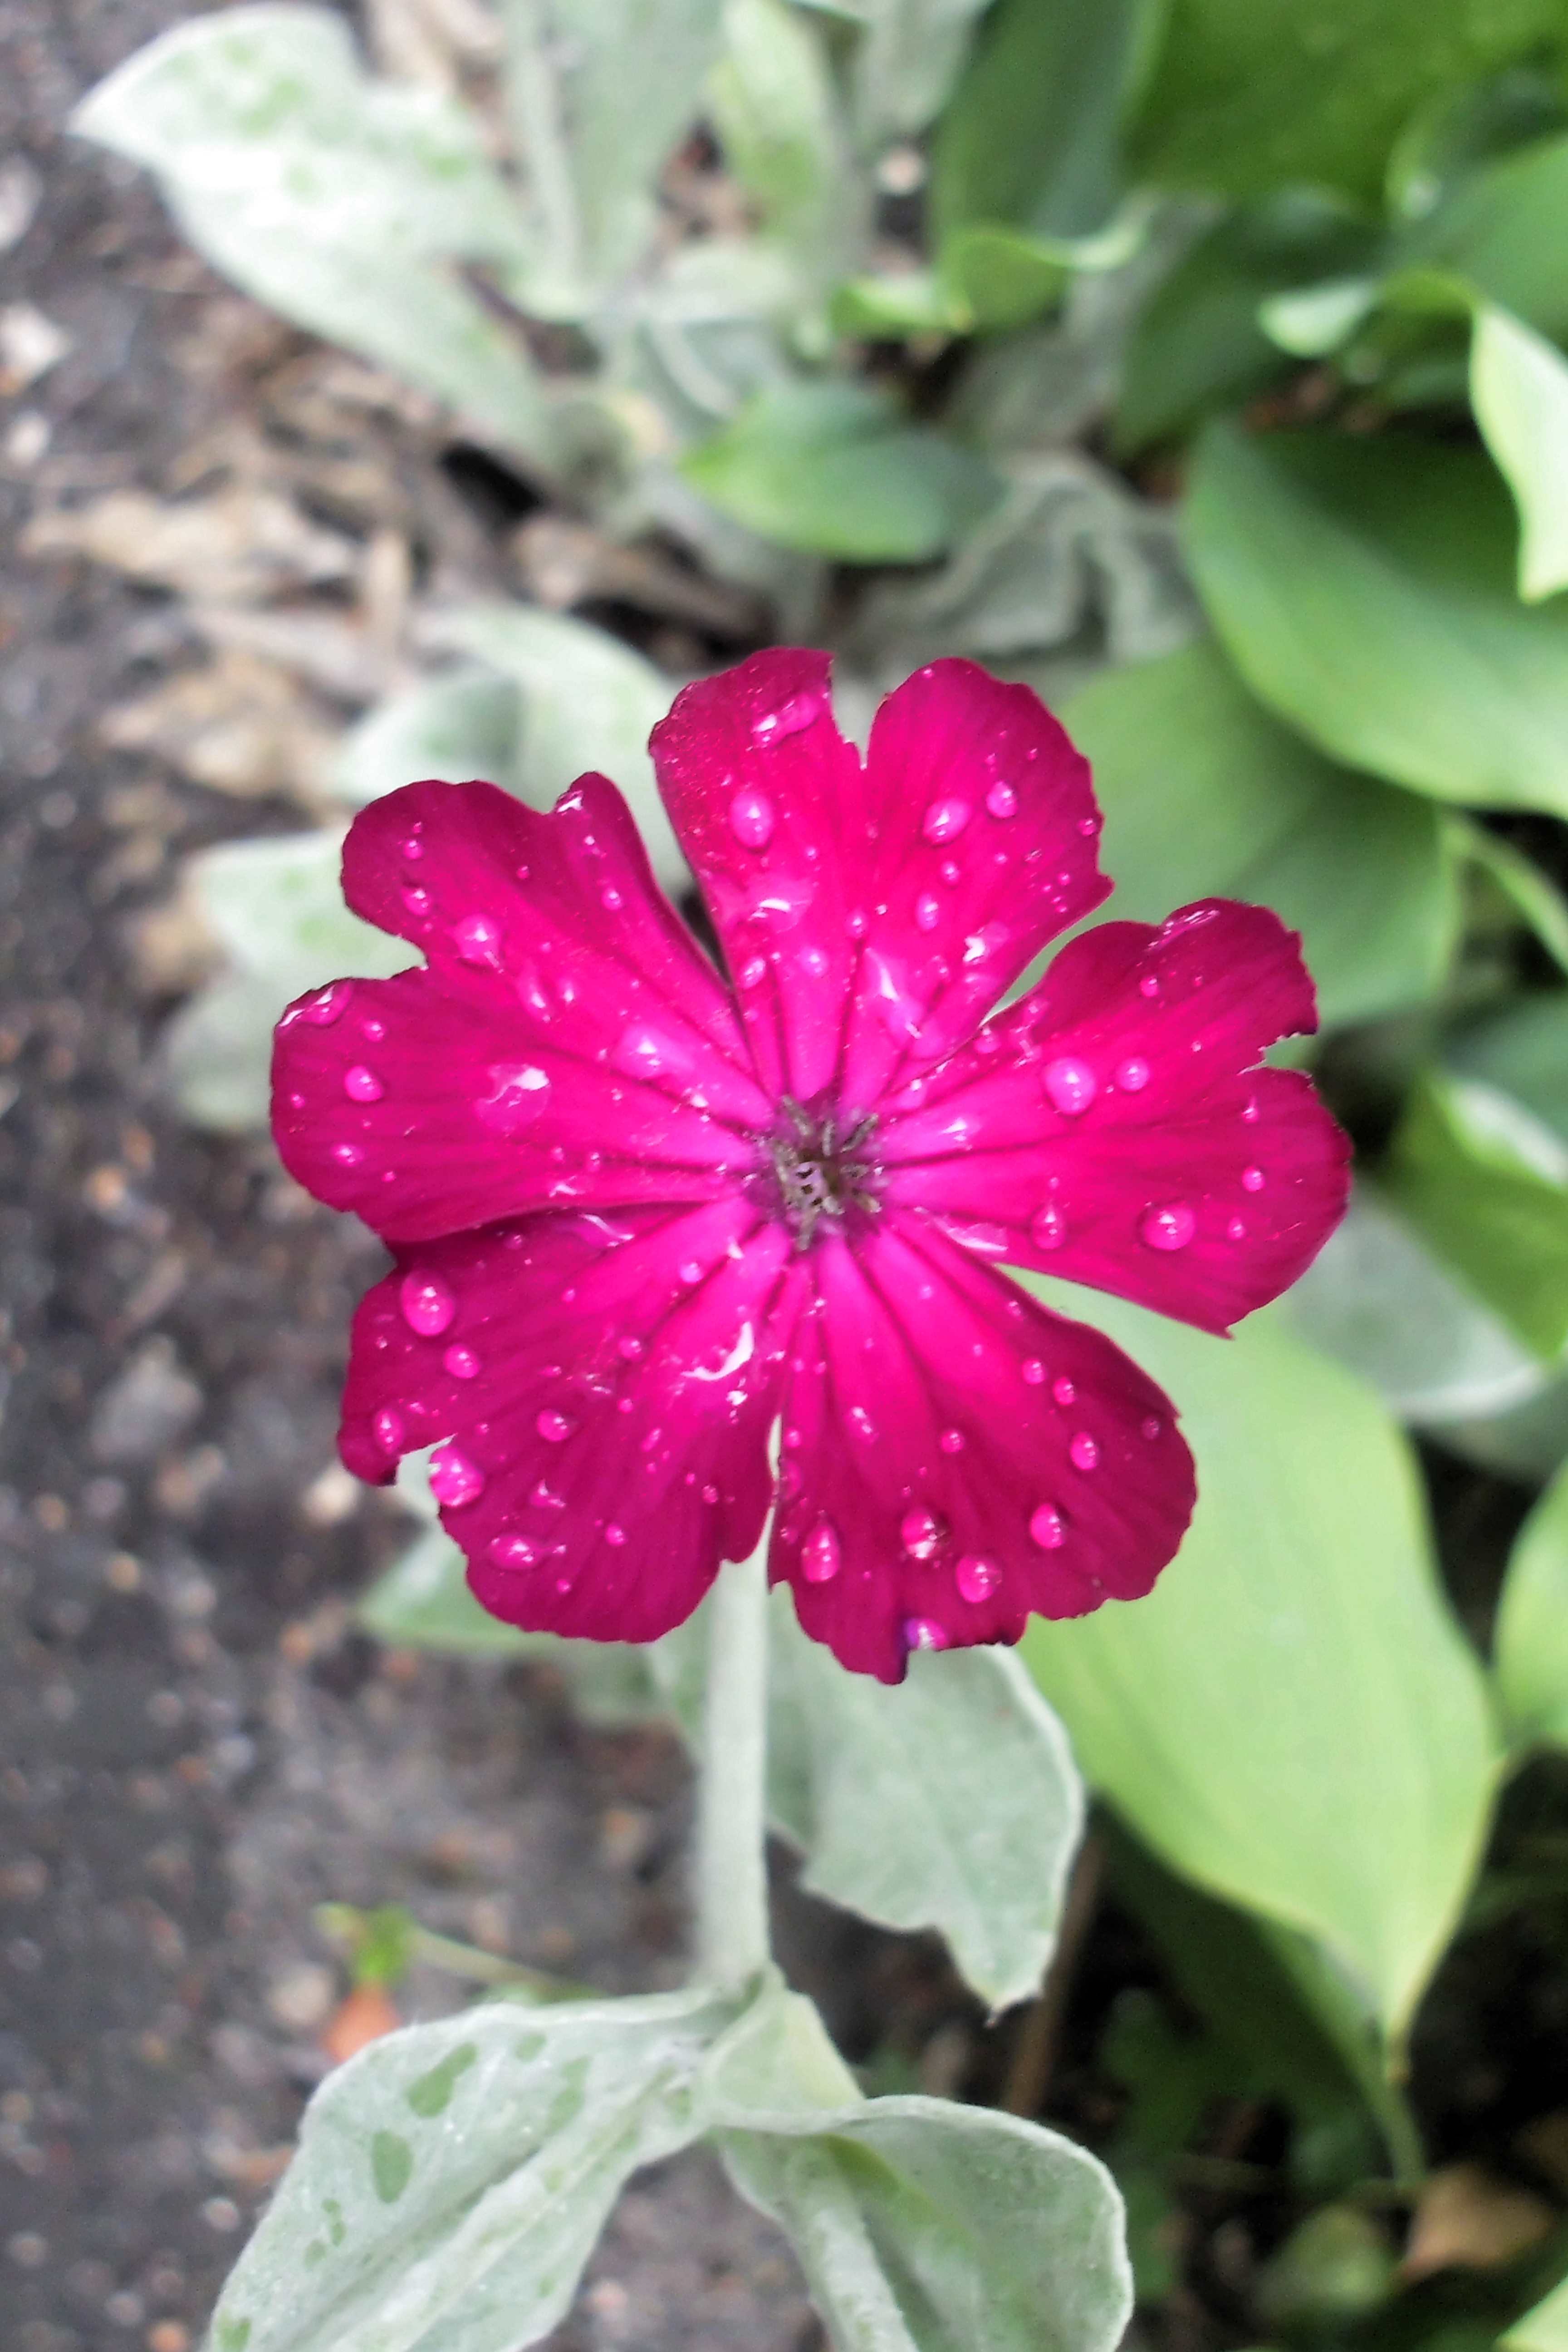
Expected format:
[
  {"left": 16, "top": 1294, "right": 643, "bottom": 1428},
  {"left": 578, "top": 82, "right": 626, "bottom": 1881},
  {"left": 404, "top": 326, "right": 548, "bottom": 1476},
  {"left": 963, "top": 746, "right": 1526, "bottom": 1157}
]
[
  {"left": 878, "top": 902, "right": 1349, "bottom": 1335},
  {"left": 770, "top": 1216, "right": 1195, "bottom": 1682}
]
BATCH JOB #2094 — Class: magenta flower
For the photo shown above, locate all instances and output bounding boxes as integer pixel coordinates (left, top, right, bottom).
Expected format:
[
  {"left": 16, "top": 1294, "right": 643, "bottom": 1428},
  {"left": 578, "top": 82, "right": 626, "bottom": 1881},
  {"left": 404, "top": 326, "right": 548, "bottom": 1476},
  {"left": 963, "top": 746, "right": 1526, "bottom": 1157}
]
[{"left": 273, "top": 652, "right": 1348, "bottom": 1681}]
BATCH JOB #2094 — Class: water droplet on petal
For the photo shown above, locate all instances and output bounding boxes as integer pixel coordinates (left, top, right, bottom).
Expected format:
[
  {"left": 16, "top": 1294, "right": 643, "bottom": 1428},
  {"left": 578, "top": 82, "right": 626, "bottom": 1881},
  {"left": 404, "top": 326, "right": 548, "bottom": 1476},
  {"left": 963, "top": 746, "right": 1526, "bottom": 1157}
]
[
  {"left": 914, "top": 892, "right": 941, "bottom": 933},
  {"left": 1141, "top": 1416, "right": 1162, "bottom": 1441},
  {"left": 1078, "top": 814, "right": 1101, "bottom": 838},
  {"left": 985, "top": 780, "right": 1018, "bottom": 819},
  {"left": 372, "top": 1406, "right": 404, "bottom": 1454},
  {"left": 1241, "top": 1095, "right": 1259, "bottom": 1123},
  {"left": 1052, "top": 1376, "right": 1076, "bottom": 1407},
  {"left": 1021, "top": 1358, "right": 1046, "bottom": 1385},
  {"left": 300, "top": 980, "right": 353, "bottom": 1027},
  {"left": 531, "top": 1479, "right": 565, "bottom": 1510},
  {"left": 401, "top": 884, "right": 432, "bottom": 919},
  {"left": 343, "top": 1064, "right": 383, "bottom": 1103},
  {"left": 903, "top": 1616, "right": 949, "bottom": 1652},
  {"left": 802, "top": 1518, "right": 840, "bottom": 1583},
  {"left": 443, "top": 1344, "right": 480, "bottom": 1380},
  {"left": 332, "top": 1141, "right": 365, "bottom": 1168},
  {"left": 1029, "top": 1503, "right": 1065, "bottom": 1550},
  {"left": 1227, "top": 1216, "right": 1247, "bottom": 1242},
  {"left": 1029, "top": 1202, "right": 1068, "bottom": 1252},
  {"left": 1140, "top": 1201, "right": 1196, "bottom": 1252},
  {"left": 401, "top": 833, "right": 424, "bottom": 862},
  {"left": 536, "top": 1407, "right": 577, "bottom": 1444},
  {"left": 900, "top": 1506, "right": 946, "bottom": 1561},
  {"left": 430, "top": 1447, "right": 484, "bottom": 1507},
  {"left": 604, "top": 1523, "right": 627, "bottom": 1547},
  {"left": 475, "top": 1062, "right": 550, "bottom": 1136},
  {"left": 1115, "top": 1056, "right": 1151, "bottom": 1092},
  {"left": 751, "top": 689, "right": 822, "bottom": 746},
  {"left": 399, "top": 1270, "right": 456, "bottom": 1337},
  {"left": 1138, "top": 972, "right": 1161, "bottom": 999},
  {"left": 737, "top": 955, "right": 768, "bottom": 990},
  {"left": 955, "top": 1554, "right": 1000, "bottom": 1603},
  {"left": 488, "top": 1532, "right": 537, "bottom": 1569},
  {"left": 601, "top": 885, "right": 623, "bottom": 912},
  {"left": 679, "top": 1260, "right": 703, "bottom": 1286},
  {"left": 1241, "top": 1165, "right": 1265, "bottom": 1192},
  {"left": 938, "top": 1428, "right": 965, "bottom": 1455},
  {"left": 1042, "top": 1057, "right": 1097, "bottom": 1117},
  {"left": 1069, "top": 1432, "right": 1100, "bottom": 1472},
  {"left": 728, "top": 788, "right": 776, "bottom": 849},
  {"left": 922, "top": 795, "right": 972, "bottom": 845},
  {"left": 452, "top": 912, "right": 504, "bottom": 969}
]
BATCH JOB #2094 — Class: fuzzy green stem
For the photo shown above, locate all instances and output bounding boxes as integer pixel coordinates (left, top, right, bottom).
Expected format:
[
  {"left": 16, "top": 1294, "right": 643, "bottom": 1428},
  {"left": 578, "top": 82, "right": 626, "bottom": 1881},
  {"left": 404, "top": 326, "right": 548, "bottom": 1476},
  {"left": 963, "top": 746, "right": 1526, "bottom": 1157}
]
[{"left": 693, "top": 1547, "right": 772, "bottom": 1990}]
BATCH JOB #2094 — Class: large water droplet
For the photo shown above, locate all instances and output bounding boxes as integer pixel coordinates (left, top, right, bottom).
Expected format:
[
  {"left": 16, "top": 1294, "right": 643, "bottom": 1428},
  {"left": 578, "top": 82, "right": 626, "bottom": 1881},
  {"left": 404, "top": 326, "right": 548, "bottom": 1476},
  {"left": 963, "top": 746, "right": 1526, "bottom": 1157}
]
[
  {"left": 475, "top": 1062, "right": 549, "bottom": 1137},
  {"left": 1029, "top": 1503, "right": 1065, "bottom": 1550},
  {"left": 488, "top": 1532, "right": 538, "bottom": 1569},
  {"left": 728, "top": 789, "right": 776, "bottom": 850},
  {"left": 903, "top": 1616, "right": 949, "bottom": 1652},
  {"left": 399, "top": 1270, "right": 456, "bottom": 1337},
  {"left": 1069, "top": 1431, "right": 1100, "bottom": 1472},
  {"left": 443, "top": 1343, "right": 480, "bottom": 1380},
  {"left": 922, "top": 796, "right": 972, "bottom": 845},
  {"left": 452, "top": 912, "right": 504, "bottom": 969},
  {"left": 751, "top": 689, "right": 822, "bottom": 746},
  {"left": 900, "top": 1506, "right": 946, "bottom": 1562},
  {"left": 536, "top": 1407, "right": 578, "bottom": 1444},
  {"left": 1241, "top": 1164, "right": 1265, "bottom": 1193},
  {"left": 802, "top": 1518, "right": 841, "bottom": 1583},
  {"left": 955, "top": 1554, "right": 1000, "bottom": 1603},
  {"left": 938, "top": 1428, "right": 965, "bottom": 1455},
  {"left": 1139, "top": 1201, "right": 1196, "bottom": 1252},
  {"left": 1052, "top": 1375, "right": 1076, "bottom": 1407},
  {"left": 372, "top": 1406, "right": 404, "bottom": 1454},
  {"left": 430, "top": 1446, "right": 484, "bottom": 1507},
  {"left": 343, "top": 1064, "right": 383, "bottom": 1103},
  {"left": 1042, "top": 1057, "right": 1097, "bottom": 1117},
  {"left": 985, "top": 780, "right": 1018, "bottom": 819},
  {"left": 1029, "top": 1202, "right": 1068, "bottom": 1252}
]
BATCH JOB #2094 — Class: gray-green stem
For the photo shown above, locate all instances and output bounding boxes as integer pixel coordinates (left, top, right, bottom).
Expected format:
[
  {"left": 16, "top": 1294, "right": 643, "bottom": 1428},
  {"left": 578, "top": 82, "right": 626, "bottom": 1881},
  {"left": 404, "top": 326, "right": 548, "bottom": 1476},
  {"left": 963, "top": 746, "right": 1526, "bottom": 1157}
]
[{"left": 693, "top": 1545, "right": 772, "bottom": 1990}]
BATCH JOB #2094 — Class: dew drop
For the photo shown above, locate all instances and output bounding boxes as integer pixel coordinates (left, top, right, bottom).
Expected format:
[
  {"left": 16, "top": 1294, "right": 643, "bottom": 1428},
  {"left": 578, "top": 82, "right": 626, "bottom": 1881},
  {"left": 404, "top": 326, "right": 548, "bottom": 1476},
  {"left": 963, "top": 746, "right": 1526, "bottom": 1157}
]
[
  {"left": 751, "top": 689, "right": 822, "bottom": 746},
  {"left": 372, "top": 1406, "right": 404, "bottom": 1454},
  {"left": 1021, "top": 1358, "right": 1046, "bottom": 1385},
  {"left": 985, "top": 780, "right": 1018, "bottom": 819},
  {"left": 1141, "top": 1416, "right": 1162, "bottom": 1441},
  {"left": 1227, "top": 1216, "right": 1247, "bottom": 1242},
  {"left": 443, "top": 1344, "right": 480, "bottom": 1380},
  {"left": 938, "top": 1428, "right": 965, "bottom": 1455},
  {"left": 452, "top": 912, "right": 503, "bottom": 969},
  {"left": 401, "top": 884, "right": 432, "bottom": 919},
  {"left": 475, "top": 1062, "right": 550, "bottom": 1136},
  {"left": 536, "top": 1407, "right": 577, "bottom": 1444},
  {"left": 1042, "top": 1057, "right": 1097, "bottom": 1117},
  {"left": 1241, "top": 1165, "right": 1265, "bottom": 1193},
  {"left": 430, "top": 1447, "right": 484, "bottom": 1507},
  {"left": 1241, "top": 1095, "right": 1259, "bottom": 1123},
  {"left": 601, "top": 886, "right": 623, "bottom": 912},
  {"left": 1052, "top": 1376, "right": 1076, "bottom": 1407},
  {"left": 531, "top": 1479, "right": 565, "bottom": 1510},
  {"left": 913, "top": 892, "right": 941, "bottom": 933},
  {"left": 903, "top": 1616, "right": 949, "bottom": 1652},
  {"left": 401, "top": 833, "right": 424, "bottom": 862},
  {"left": 900, "top": 1506, "right": 946, "bottom": 1562},
  {"left": 1139, "top": 1200, "right": 1196, "bottom": 1252},
  {"left": 332, "top": 1141, "right": 365, "bottom": 1168},
  {"left": 955, "top": 1553, "right": 1000, "bottom": 1603},
  {"left": 1069, "top": 1431, "right": 1100, "bottom": 1472},
  {"left": 1029, "top": 1503, "right": 1065, "bottom": 1550},
  {"left": 300, "top": 980, "right": 353, "bottom": 1027},
  {"left": 1138, "top": 972, "right": 1161, "bottom": 999},
  {"left": 488, "top": 1532, "right": 538, "bottom": 1570},
  {"left": 1029, "top": 1202, "right": 1067, "bottom": 1252},
  {"left": 1078, "top": 814, "right": 1101, "bottom": 838},
  {"left": 802, "top": 1518, "right": 841, "bottom": 1583},
  {"left": 737, "top": 955, "right": 768, "bottom": 990},
  {"left": 343, "top": 1064, "right": 383, "bottom": 1103},
  {"left": 679, "top": 1260, "right": 704, "bottom": 1286},
  {"left": 1115, "top": 1056, "right": 1151, "bottom": 1092},
  {"left": 728, "top": 788, "right": 776, "bottom": 849},
  {"left": 922, "top": 796, "right": 972, "bottom": 845},
  {"left": 399, "top": 1270, "right": 456, "bottom": 1337},
  {"left": 617, "top": 1335, "right": 645, "bottom": 1362},
  {"left": 604, "top": 1523, "right": 627, "bottom": 1547}
]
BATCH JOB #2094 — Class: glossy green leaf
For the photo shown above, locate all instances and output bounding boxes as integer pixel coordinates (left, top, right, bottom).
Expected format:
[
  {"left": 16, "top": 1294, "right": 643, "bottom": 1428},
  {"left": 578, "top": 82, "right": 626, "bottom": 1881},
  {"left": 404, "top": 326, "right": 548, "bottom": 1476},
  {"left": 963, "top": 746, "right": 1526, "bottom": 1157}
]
[
  {"left": 1383, "top": 1071, "right": 1568, "bottom": 1362},
  {"left": 931, "top": 0, "right": 1148, "bottom": 244},
  {"left": 1063, "top": 642, "right": 1457, "bottom": 1031},
  {"left": 1021, "top": 1287, "right": 1501, "bottom": 2044},
  {"left": 1395, "top": 130, "right": 1568, "bottom": 342},
  {"left": 1184, "top": 422, "right": 1568, "bottom": 818},
  {"left": 1471, "top": 303, "right": 1568, "bottom": 600},
  {"left": 1130, "top": 0, "right": 1568, "bottom": 205},
  {"left": 682, "top": 381, "right": 1001, "bottom": 562},
  {"left": 1505, "top": 2267, "right": 1568, "bottom": 2352},
  {"left": 207, "top": 1988, "right": 733, "bottom": 2352},
  {"left": 73, "top": 8, "right": 568, "bottom": 470},
  {"left": 1494, "top": 1464, "right": 1568, "bottom": 1749}
]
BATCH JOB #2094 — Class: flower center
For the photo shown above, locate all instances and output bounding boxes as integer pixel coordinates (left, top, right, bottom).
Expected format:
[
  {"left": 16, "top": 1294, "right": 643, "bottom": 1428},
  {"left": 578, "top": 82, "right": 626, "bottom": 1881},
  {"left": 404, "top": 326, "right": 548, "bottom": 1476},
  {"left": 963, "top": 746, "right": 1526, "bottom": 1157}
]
[{"left": 766, "top": 1099, "right": 882, "bottom": 1250}]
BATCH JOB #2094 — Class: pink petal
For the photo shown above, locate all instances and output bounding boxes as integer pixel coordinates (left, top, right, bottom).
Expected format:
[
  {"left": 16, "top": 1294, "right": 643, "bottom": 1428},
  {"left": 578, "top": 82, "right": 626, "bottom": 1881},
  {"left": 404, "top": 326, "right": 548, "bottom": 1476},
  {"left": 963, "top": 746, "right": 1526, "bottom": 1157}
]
[
  {"left": 878, "top": 901, "right": 1349, "bottom": 1334},
  {"left": 273, "top": 778, "right": 774, "bottom": 1240},
  {"left": 340, "top": 1195, "right": 808, "bottom": 1646},
  {"left": 771, "top": 1216, "right": 1195, "bottom": 1683},
  {"left": 650, "top": 652, "right": 1107, "bottom": 1112}
]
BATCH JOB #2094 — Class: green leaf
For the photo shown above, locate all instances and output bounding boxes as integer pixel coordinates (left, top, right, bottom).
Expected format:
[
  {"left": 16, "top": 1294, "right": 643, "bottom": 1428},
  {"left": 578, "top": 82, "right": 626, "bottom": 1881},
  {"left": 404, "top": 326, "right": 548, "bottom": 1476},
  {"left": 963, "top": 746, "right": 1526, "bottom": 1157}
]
[
  {"left": 1494, "top": 1464, "right": 1568, "bottom": 1749},
  {"left": 1447, "top": 820, "right": 1568, "bottom": 981},
  {"left": 719, "top": 2093, "right": 1132, "bottom": 2352},
  {"left": 73, "top": 8, "right": 569, "bottom": 470},
  {"left": 1130, "top": 0, "right": 1568, "bottom": 205},
  {"left": 207, "top": 1987, "right": 733, "bottom": 2352},
  {"left": 1063, "top": 640, "right": 1457, "bottom": 1031},
  {"left": 331, "top": 671, "right": 521, "bottom": 813},
  {"left": 1382, "top": 1071, "right": 1568, "bottom": 1362},
  {"left": 931, "top": 0, "right": 1150, "bottom": 245},
  {"left": 682, "top": 380, "right": 1001, "bottom": 562},
  {"left": 1183, "top": 421, "right": 1568, "bottom": 819},
  {"left": 1471, "top": 304, "right": 1568, "bottom": 600},
  {"left": 1020, "top": 1288, "right": 1501, "bottom": 2046},
  {"left": 1505, "top": 2267, "right": 1568, "bottom": 2352},
  {"left": 1396, "top": 130, "right": 1568, "bottom": 343},
  {"left": 709, "top": 0, "right": 865, "bottom": 300},
  {"left": 1449, "top": 994, "right": 1568, "bottom": 1144},
  {"left": 163, "top": 832, "right": 412, "bottom": 1132},
  {"left": 829, "top": 0, "right": 994, "bottom": 147}
]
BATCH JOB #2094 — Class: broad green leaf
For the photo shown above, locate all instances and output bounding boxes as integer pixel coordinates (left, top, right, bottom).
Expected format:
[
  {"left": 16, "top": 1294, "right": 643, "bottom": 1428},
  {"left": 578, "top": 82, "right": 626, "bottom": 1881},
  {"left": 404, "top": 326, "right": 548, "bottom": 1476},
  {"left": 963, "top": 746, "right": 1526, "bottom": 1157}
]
[
  {"left": 827, "top": 0, "right": 994, "bottom": 146},
  {"left": 1449, "top": 995, "right": 1568, "bottom": 1143},
  {"left": 709, "top": 0, "right": 865, "bottom": 301},
  {"left": 1471, "top": 304, "right": 1568, "bottom": 600},
  {"left": 73, "top": 9, "right": 569, "bottom": 471},
  {"left": 1130, "top": 0, "right": 1568, "bottom": 205},
  {"left": 765, "top": 1595, "right": 1084, "bottom": 2011},
  {"left": 163, "top": 832, "right": 412, "bottom": 1132},
  {"left": 1387, "top": 66, "right": 1568, "bottom": 226},
  {"left": 1506, "top": 2268, "right": 1568, "bottom": 2352},
  {"left": 1395, "top": 130, "right": 1568, "bottom": 342},
  {"left": 1183, "top": 422, "right": 1568, "bottom": 818},
  {"left": 682, "top": 381, "right": 1001, "bottom": 562},
  {"left": 208, "top": 1987, "right": 733, "bottom": 2352},
  {"left": 1021, "top": 1288, "right": 1502, "bottom": 2045},
  {"left": 1494, "top": 1464, "right": 1568, "bottom": 1749},
  {"left": 931, "top": 0, "right": 1149, "bottom": 245},
  {"left": 719, "top": 2094, "right": 1132, "bottom": 2352},
  {"left": 1063, "top": 641, "right": 1457, "bottom": 1031},
  {"left": 1383, "top": 1071, "right": 1568, "bottom": 1362}
]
